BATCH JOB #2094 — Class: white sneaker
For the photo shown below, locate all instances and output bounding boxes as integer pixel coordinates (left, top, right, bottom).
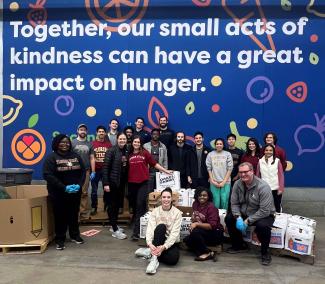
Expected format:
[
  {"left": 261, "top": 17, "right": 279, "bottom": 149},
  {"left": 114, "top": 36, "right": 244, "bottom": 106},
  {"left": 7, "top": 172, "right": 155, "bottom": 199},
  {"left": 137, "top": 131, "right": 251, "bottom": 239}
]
[
  {"left": 146, "top": 255, "right": 159, "bottom": 275},
  {"left": 135, "top": 247, "right": 151, "bottom": 258},
  {"left": 112, "top": 230, "right": 127, "bottom": 240},
  {"left": 109, "top": 226, "right": 124, "bottom": 233}
]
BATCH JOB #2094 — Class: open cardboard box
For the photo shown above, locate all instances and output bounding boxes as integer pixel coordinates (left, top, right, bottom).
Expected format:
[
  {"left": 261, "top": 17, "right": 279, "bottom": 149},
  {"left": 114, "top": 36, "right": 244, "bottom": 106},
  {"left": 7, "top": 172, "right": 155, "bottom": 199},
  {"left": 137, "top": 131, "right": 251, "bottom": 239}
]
[{"left": 0, "top": 185, "right": 53, "bottom": 245}]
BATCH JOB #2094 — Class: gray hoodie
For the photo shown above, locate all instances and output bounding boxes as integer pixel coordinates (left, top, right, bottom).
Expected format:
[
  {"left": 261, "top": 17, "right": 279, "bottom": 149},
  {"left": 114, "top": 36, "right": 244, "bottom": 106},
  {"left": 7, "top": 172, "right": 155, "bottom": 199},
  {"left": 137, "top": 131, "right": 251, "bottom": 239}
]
[{"left": 231, "top": 176, "right": 275, "bottom": 224}]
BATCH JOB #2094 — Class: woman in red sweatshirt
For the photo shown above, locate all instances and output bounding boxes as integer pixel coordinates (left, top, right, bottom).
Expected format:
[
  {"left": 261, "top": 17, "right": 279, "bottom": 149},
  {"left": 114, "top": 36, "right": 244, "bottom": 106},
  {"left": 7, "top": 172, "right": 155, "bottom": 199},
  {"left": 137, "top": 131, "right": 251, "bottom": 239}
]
[{"left": 128, "top": 135, "right": 172, "bottom": 240}]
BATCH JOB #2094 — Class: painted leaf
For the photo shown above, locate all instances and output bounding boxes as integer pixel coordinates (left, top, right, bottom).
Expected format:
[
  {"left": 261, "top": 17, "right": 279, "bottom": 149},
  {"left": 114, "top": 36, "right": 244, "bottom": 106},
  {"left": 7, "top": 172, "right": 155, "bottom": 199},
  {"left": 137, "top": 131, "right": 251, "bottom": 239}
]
[
  {"left": 147, "top": 97, "right": 169, "bottom": 129},
  {"left": 28, "top": 114, "right": 39, "bottom": 128}
]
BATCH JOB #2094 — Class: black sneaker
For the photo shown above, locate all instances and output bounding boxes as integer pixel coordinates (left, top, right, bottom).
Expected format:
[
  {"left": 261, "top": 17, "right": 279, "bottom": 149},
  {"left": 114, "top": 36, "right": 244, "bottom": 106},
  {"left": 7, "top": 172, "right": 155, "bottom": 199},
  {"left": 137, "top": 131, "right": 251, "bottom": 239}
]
[
  {"left": 56, "top": 242, "right": 65, "bottom": 250},
  {"left": 226, "top": 245, "right": 248, "bottom": 254},
  {"left": 261, "top": 253, "right": 272, "bottom": 266},
  {"left": 70, "top": 236, "right": 84, "bottom": 244}
]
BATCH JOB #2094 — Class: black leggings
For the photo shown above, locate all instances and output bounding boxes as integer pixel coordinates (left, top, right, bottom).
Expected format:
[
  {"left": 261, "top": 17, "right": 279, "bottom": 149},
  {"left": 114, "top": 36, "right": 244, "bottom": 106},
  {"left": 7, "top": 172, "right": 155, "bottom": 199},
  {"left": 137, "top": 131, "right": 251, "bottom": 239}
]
[
  {"left": 51, "top": 193, "right": 81, "bottom": 243},
  {"left": 128, "top": 181, "right": 149, "bottom": 236},
  {"left": 153, "top": 224, "right": 180, "bottom": 265},
  {"left": 104, "top": 181, "right": 125, "bottom": 232},
  {"left": 183, "top": 227, "right": 223, "bottom": 256},
  {"left": 272, "top": 190, "right": 282, "bottom": 213}
]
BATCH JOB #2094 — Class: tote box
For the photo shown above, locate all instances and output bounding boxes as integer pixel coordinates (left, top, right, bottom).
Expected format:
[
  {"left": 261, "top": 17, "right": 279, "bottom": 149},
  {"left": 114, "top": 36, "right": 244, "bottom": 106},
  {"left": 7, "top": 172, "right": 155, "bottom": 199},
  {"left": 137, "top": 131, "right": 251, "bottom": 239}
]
[
  {"left": 155, "top": 171, "right": 180, "bottom": 191},
  {"left": 288, "top": 215, "right": 316, "bottom": 229},
  {"left": 285, "top": 223, "right": 315, "bottom": 255},
  {"left": 178, "top": 189, "right": 189, "bottom": 207},
  {"left": 140, "top": 212, "right": 151, "bottom": 239},
  {"left": 0, "top": 185, "right": 52, "bottom": 244}
]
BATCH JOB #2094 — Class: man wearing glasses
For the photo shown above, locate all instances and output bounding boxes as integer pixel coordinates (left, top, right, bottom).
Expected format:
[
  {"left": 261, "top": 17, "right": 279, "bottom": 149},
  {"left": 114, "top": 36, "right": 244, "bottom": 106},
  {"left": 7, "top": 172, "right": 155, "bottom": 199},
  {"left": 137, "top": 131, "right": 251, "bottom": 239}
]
[{"left": 225, "top": 162, "right": 275, "bottom": 266}]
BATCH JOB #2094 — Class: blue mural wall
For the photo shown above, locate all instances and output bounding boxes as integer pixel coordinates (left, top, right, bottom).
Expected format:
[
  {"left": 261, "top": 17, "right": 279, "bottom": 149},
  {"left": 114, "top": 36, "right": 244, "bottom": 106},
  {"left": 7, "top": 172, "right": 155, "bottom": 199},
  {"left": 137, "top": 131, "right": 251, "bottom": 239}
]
[{"left": 1, "top": 0, "right": 324, "bottom": 186}]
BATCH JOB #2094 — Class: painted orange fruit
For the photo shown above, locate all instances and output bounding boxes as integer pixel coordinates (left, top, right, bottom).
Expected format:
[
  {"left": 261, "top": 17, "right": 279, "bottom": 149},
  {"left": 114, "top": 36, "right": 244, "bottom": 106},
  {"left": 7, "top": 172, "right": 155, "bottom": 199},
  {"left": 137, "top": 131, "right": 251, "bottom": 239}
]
[{"left": 11, "top": 129, "right": 46, "bottom": 165}]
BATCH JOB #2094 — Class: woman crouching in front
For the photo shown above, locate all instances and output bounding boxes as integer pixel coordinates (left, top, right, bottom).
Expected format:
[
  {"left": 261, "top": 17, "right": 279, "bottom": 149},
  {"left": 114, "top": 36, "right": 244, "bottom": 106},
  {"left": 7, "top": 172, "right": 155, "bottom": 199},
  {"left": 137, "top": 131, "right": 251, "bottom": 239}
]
[
  {"left": 183, "top": 186, "right": 224, "bottom": 261},
  {"left": 135, "top": 187, "right": 182, "bottom": 275}
]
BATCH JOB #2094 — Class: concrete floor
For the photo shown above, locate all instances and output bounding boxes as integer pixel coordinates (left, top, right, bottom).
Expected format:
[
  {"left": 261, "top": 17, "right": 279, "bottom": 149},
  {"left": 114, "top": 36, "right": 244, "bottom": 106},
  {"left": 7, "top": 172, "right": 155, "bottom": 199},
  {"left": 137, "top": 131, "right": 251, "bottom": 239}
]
[{"left": 0, "top": 218, "right": 325, "bottom": 284}]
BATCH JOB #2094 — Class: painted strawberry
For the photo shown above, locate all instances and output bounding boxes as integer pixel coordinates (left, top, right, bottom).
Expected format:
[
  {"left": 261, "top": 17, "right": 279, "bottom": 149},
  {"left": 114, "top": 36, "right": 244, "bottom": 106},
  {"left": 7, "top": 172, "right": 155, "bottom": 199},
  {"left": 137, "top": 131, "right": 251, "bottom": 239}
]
[{"left": 27, "top": 0, "right": 47, "bottom": 27}]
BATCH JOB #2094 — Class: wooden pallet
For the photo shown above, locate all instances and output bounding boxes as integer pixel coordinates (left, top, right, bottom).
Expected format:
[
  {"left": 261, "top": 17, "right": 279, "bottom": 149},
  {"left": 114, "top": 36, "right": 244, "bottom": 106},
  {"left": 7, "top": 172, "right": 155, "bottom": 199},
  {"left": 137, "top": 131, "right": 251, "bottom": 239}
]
[
  {"left": 80, "top": 211, "right": 132, "bottom": 225},
  {"left": 270, "top": 247, "right": 315, "bottom": 265},
  {"left": 0, "top": 238, "right": 50, "bottom": 255}
]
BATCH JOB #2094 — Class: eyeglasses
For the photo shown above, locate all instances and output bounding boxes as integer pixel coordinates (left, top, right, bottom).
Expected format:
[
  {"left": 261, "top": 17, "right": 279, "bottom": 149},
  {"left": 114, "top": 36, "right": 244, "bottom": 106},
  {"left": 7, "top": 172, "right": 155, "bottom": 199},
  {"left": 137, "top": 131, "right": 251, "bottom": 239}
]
[{"left": 238, "top": 170, "right": 252, "bottom": 175}]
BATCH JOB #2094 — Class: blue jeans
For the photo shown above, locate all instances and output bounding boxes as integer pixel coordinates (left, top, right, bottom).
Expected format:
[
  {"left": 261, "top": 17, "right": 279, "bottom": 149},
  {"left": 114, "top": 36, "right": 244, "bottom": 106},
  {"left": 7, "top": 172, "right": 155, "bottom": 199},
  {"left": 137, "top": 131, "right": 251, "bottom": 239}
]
[{"left": 91, "top": 170, "right": 103, "bottom": 209}]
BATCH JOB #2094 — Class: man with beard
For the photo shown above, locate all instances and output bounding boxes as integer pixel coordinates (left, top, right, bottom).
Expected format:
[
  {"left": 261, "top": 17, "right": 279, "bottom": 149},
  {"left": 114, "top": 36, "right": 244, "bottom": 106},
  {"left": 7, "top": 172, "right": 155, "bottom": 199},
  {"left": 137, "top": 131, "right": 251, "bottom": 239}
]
[
  {"left": 71, "top": 124, "right": 95, "bottom": 219},
  {"left": 159, "top": 116, "right": 175, "bottom": 150},
  {"left": 144, "top": 128, "right": 168, "bottom": 192},
  {"left": 90, "top": 126, "right": 112, "bottom": 216},
  {"left": 107, "top": 119, "right": 119, "bottom": 146},
  {"left": 186, "top": 131, "right": 211, "bottom": 189},
  {"left": 134, "top": 117, "right": 151, "bottom": 144},
  {"left": 168, "top": 131, "right": 191, "bottom": 188}
]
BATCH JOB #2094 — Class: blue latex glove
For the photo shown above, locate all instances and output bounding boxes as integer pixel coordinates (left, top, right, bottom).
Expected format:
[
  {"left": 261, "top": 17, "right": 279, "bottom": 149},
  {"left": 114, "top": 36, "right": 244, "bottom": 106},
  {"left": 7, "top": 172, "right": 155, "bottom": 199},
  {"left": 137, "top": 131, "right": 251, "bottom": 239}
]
[
  {"left": 65, "top": 185, "right": 75, "bottom": 193},
  {"left": 90, "top": 172, "right": 96, "bottom": 181},
  {"left": 242, "top": 221, "right": 248, "bottom": 234},
  {"left": 65, "top": 184, "right": 80, "bottom": 193},
  {"left": 70, "top": 184, "right": 80, "bottom": 193},
  {"left": 236, "top": 217, "right": 245, "bottom": 232}
]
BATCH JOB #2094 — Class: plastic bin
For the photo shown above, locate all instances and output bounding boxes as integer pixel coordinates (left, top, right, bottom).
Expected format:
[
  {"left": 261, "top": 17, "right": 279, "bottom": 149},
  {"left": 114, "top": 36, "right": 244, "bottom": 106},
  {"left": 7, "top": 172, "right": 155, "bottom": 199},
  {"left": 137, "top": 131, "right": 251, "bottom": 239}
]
[{"left": 0, "top": 168, "right": 34, "bottom": 186}]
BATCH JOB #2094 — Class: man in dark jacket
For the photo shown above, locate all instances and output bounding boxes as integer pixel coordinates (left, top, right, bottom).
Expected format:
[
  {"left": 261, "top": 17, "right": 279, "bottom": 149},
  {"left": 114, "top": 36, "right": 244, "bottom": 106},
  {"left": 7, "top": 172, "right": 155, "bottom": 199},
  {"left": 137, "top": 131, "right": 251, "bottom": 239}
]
[
  {"left": 225, "top": 162, "right": 275, "bottom": 266},
  {"left": 134, "top": 117, "right": 150, "bottom": 144},
  {"left": 186, "top": 131, "right": 211, "bottom": 189},
  {"left": 159, "top": 116, "right": 175, "bottom": 150},
  {"left": 168, "top": 131, "right": 191, "bottom": 188}
]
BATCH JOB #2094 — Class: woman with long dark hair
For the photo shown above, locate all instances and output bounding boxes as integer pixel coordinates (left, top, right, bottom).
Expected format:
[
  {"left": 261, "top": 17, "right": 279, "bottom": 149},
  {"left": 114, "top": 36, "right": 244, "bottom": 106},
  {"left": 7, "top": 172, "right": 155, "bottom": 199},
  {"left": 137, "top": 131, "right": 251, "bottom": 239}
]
[
  {"left": 257, "top": 144, "right": 284, "bottom": 213},
  {"left": 128, "top": 135, "right": 172, "bottom": 240},
  {"left": 135, "top": 187, "right": 182, "bottom": 274},
  {"left": 43, "top": 134, "right": 86, "bottom": 250},
  {"left": 102, "top": 132, "right": 128, "bottom": 240},
  {"left": 241, "top": 138, "right": 261, "bottom": 174},
  {"left": 206, "top": 138, "right": 233, "bottom": 210}
]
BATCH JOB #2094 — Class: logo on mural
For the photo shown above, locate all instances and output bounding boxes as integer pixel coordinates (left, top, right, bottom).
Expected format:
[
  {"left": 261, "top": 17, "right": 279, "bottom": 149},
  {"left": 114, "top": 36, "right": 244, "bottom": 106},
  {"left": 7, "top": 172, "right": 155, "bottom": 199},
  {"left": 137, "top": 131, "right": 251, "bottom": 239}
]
[
  {"left": 27, "top": 0, "right": 48, "bottom": 27},
  {"left": 294, "top": 113, "right": 325, "bottom": 156},
  {"left": 11, "top": 114, "right": 46, "bottom": 165},
  {"left": 2, "top": 95, "right": 23, "bottom": 126},
  {"left": 85, "top": 0, "right": 149, "bottom": 32},
  {"left": 246, "top": 76, "right": 274, "bottom": 104}
]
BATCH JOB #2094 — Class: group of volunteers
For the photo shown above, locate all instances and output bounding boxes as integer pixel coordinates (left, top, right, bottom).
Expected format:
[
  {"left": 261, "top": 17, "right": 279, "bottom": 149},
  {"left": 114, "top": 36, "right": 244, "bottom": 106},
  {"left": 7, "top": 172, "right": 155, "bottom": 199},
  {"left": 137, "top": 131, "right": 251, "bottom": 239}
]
[{"left": 42, "top": 115, "right": 287, "bottom": 274}]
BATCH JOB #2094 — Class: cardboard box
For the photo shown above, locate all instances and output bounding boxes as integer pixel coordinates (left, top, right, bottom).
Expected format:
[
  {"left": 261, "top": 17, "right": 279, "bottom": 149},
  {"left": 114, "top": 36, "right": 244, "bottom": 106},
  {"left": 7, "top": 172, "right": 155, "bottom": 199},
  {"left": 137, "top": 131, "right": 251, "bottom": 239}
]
[
  {"left": 288, "top": 215, "right": 316, "bottom": 229},
  {"left": 285, "top": 223, "right": 315, "bottom": 255},
  {"left": 140, "top": 212, "right": 151, "bottom": 239},
  {"left": 148, "top": 191, "right": 179, "bottom": 211},
  {"left": 0, "top": 185, "right": 53, "bottom": 244},
  {"left": 155, "top": 171, "right": 180, "bottom": 191}
]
